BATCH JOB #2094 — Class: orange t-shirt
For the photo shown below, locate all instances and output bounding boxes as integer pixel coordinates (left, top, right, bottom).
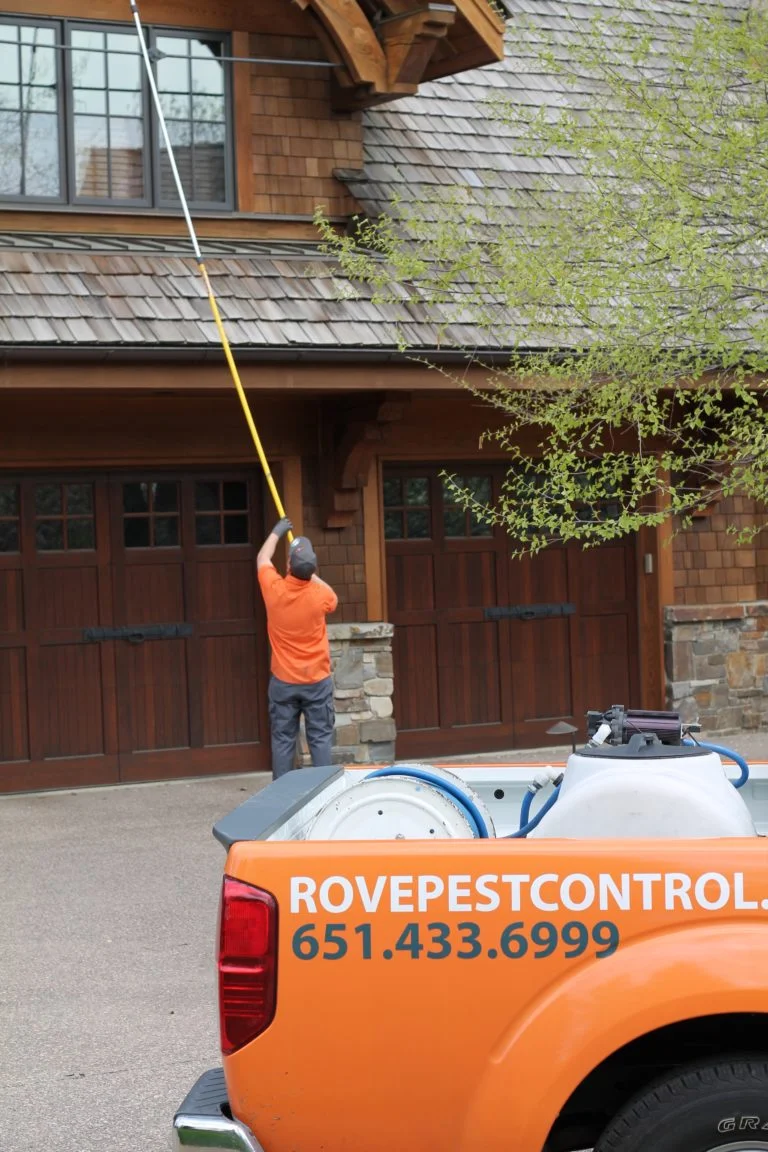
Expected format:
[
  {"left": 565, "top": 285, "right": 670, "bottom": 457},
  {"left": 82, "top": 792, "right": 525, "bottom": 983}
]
[{"left": 258, "top": 564, "right": 338, "bottom": 684}]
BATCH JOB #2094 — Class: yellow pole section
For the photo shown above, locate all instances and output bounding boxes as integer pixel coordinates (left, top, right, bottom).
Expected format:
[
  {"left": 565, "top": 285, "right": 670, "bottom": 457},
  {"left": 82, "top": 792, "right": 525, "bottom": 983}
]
[
  {"left": 129, "top": 0, "right": 293, "bottom": 542},
  {"left": 199, "top": 263, "right": 289, "bottom": 527}
]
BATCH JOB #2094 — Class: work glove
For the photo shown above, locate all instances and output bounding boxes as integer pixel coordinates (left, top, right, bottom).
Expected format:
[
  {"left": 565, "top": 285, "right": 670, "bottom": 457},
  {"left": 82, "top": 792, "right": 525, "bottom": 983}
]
[{"left": 271, "top": 517, "right": 293, "bottom": 540}]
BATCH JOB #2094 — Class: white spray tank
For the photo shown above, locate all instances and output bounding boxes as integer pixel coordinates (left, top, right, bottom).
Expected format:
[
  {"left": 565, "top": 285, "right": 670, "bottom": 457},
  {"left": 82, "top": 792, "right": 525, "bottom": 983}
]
[{"left": 527, "top": 705, "right": 757, "bottom": 839}]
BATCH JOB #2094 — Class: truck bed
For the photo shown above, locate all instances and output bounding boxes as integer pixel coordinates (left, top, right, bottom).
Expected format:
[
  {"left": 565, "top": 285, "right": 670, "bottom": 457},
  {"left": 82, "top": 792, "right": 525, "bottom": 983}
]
[{"left": 213, "top": 759, "right": 768, "bottom": 846}]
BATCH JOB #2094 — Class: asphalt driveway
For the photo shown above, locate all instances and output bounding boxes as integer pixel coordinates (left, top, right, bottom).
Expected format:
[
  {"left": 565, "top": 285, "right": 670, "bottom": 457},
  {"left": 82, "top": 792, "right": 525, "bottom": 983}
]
[{"left": 0, "top": 772, "right": 269, "bottom": 1152}]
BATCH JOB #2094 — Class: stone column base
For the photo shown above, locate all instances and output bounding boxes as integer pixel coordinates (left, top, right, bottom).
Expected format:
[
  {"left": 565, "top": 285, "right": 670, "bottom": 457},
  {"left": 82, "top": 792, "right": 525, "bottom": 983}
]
[
  {"left": 296, "top": 622, "right": 396, "bottom": 766},
  {"left": 665, "top": 602, "right": 768, "bottom": 733}
]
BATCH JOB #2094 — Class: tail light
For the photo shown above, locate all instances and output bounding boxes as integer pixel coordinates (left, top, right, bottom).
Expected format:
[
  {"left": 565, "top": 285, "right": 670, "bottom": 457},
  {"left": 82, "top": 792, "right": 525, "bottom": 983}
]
[{"left": 218, "top": 876, "right": 278, "bottom": 1055}]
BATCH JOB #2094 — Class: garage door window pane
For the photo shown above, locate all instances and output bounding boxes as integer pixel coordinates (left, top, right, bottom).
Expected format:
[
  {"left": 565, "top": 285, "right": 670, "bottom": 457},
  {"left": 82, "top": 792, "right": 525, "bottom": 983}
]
[
  {"left": 195, "top": 515, "right": 220, "bottom": 546},
  {"left": 154, "top": 482, "right": 178, "bottom": 513},
  {"left": 195, "top": 480, "right": 219, "bottom": 512},
  {"left": 384, "top": 511, "right": 402, "bottom": 539},
  {"left": 123, "top": 483, "right": 148, "bottom": 513},
  {"left": 405, "top": 478, "right": 429, "bottom": 506},
  {"left": 124, "top": 517, "right": 150, "bottom": 548},
  {"left": 0, "top": 484, "right": 18, "bottom": 517},
  {"left": 153, "top": 517, "right": 179, "bottom": 547},
  {"left": 224, "top": 514, "right": 248, "bottom": 544},
  {"left": 35, "top": 483, "right": 61, "bottom": 515},
  {"left": 36, "top": 519, "right": 64, "bottom": 550},
  {"left": 406, "top": 510, "right": 429, "bottom": 538},
  {"left": 67, "top": 518, "right": 95, "bottom": 550},
  {"left": 66, "top": 483, "right": 93, "bottom": 514},
  {"left": 383, "top": 478, "right": 401, "bottom": 507},
  {"left": 223, "top": 481, "right": 247, "bottom": 511},
  {"left": 443, "top": 507, "right": 465, "bottom": 537},
  {"left": 0, "top": 522, "right": 18, "bottom": 552}
]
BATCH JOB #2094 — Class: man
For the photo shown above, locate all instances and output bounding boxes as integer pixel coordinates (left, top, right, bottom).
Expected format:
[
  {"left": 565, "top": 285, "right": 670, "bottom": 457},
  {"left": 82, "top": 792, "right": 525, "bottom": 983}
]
[{"left": 257, "top": 517, "right": 338, "bottom": 778}]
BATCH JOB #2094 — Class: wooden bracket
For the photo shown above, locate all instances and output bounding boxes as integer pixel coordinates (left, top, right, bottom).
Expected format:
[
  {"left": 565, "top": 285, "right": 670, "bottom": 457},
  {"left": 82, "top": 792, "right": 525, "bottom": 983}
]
[
  {"left": 290, "top": 0, "right": 501, "bottom": 110},
  {"left": 320, "top": 393, "right": 410, "bottom": 528},
  {"left": 378, "top": 5, "right": 456, "bottom": 90}
]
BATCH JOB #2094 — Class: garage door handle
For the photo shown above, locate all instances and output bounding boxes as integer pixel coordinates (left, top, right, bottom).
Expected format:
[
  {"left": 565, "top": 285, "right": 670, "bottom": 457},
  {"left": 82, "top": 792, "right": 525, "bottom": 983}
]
[
  {"left": 83, "top": 624, "right": 194, "bottom": 643},
  {"left": 483, "top": 603, "right": 576, "bottom": 621}
]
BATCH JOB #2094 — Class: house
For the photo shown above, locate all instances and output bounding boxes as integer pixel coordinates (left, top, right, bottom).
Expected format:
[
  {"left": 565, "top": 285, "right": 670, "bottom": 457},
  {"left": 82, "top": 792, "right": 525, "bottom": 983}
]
[{"left": 0, "top": 0, "right": 762, "bottom": 794}]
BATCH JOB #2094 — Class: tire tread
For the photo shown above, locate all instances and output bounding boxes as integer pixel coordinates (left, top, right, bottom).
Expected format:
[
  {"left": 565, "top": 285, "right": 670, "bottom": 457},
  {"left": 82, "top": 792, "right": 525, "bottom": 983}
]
[{"left": 597, "top": 1057, "right": 768, "bottom": 1152}]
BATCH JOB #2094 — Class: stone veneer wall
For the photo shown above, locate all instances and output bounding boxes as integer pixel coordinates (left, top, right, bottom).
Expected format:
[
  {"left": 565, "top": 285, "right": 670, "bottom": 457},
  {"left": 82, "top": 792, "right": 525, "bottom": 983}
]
[
  {"left": 297, "top": 622, "right": 396, "bottom": 766},
  {"left": 665, "top": 603, "right": 768, "bottom": 733}
]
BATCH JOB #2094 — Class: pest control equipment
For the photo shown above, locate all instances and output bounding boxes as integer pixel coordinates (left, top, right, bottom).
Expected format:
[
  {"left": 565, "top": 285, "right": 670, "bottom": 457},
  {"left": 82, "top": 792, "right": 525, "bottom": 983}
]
[
  {"left": 527, "top": 706, "right": 757, "bottom": 840},
  {"left": 305, "top": 764, "right": 496, "bottom": 841}
]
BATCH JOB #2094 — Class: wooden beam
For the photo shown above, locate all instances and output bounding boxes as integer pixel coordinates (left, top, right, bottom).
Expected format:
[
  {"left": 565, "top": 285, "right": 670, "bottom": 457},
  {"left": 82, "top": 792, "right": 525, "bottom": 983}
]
[
  {"left": 0, "top": 362, "right": 501, "bottom": 393},
  {"left": 0, "top": 209, "right": 325, "bottom": 240},
  {"left": 448, "top": 0, "right": 503, "bottom": 57},
  {"left": 232, "top": 31, "right": 254, "bottom": 214},
  {"left": 378, "top": 6, "right": 456, "bottom": 90},
  {"left": 363, "top": 455, "right": 385, "bottom": 621},
  {"left": 281, "top": 454, "right": 304, "bottom": 535},
  {"left": 293, "top": 0, "right": 387, "bottom": 88}
]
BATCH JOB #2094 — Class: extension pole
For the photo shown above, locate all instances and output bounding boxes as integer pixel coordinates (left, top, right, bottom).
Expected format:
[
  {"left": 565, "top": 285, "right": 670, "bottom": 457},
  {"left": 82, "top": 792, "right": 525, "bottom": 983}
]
[{"left": 129, "top": 0, "right": 293, "bottom": 543}]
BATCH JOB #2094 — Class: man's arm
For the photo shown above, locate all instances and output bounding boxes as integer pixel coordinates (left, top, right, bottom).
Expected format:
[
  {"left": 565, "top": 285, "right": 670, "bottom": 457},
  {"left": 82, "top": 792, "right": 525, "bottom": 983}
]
[{"left": 257, "top": 518, "right": 292, "bottom": 570}]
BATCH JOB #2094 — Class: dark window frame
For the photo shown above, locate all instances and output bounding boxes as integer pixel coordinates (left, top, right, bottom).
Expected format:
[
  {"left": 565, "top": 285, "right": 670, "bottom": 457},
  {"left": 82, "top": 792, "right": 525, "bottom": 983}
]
[
  {"left": 0, "top": 15, "right": 67, "bottom": 205},
  {"left": 151, "top": 26, "right": 233, "bottom": 212},
  {"left": 0, "top": 14, "right": 234, "bottom": 210}
]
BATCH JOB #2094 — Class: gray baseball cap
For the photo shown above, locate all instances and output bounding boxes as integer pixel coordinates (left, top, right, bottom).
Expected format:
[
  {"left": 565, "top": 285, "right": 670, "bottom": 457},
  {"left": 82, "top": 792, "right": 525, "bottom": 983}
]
[{"left": 288, "top": 536, "right": 317, "bottom": 580}]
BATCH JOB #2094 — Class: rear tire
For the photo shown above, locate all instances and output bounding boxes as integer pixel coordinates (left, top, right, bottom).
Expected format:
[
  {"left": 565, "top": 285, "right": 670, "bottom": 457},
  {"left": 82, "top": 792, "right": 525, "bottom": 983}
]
[{"left": 595, "top": 1057, "right": 768, "bottom": 1152}]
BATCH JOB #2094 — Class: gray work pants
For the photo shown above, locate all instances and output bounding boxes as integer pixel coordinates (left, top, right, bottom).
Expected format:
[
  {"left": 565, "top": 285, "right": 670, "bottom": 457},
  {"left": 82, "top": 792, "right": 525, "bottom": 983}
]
[{"left": 268, "top": 674, "right": 335, "bottom": 779}]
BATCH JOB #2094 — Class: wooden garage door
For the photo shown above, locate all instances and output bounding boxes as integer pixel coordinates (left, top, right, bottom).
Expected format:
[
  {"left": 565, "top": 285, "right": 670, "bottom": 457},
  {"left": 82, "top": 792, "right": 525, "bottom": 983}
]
[
  {"left": 384, "top": 465, "right": 641, "bottom": 758},
  {"left": 0, "top": 472, "right": 269, "bottom": 792}
]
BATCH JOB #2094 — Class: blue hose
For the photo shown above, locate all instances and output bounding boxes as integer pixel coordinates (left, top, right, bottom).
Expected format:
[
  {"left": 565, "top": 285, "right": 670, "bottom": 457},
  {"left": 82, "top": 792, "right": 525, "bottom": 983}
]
[
  {"left": 683, "top": 738, "right": 749, "bottom": 788},
  {"left": 519, "top": 789, "right": 534, "bottom": 829},
  {"left": 508, "top": 785, "right": 561, "bottom": 839},
  {"left": 365, "top": 766, "right": 492, "bottom": 838}
]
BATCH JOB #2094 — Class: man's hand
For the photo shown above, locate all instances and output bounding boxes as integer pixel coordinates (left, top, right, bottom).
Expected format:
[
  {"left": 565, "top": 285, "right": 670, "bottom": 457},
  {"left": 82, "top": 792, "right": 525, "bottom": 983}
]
[{"left": 257, "top": 518, "right": 292, "bottom": 569}]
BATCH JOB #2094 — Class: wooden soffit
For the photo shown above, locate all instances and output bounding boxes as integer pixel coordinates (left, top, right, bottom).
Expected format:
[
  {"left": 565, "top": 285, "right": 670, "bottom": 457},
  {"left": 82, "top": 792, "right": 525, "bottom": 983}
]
[{"left": 291, "top": 0, "right": 504, "bottom": 109}]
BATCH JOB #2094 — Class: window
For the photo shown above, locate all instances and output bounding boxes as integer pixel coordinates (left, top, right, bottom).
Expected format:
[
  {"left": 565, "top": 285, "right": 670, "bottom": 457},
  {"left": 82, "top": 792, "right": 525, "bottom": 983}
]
[
  {"left": 123, "top": 481, "right": 180, "bottom": 548},
  {"left": 383, "top": 476, "right": 431, "bottom": 540},
  {"left": 35, "top": 481, "right": 95, "bottom": 551},
  {"left": 0, "top": 17, "right": 232, "bottom": 209},
  {"left": 194, "top": 480, "right": 249, "bottom": 545},
  {"left": 442, "top": 475, "right": 493, "bottom": 538}
]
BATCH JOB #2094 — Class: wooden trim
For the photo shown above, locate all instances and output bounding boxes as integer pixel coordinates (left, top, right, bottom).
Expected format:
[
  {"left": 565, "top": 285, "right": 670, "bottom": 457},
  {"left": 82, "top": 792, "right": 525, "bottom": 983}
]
[
  {"left": 378, "top": 7, "right": 455, "bottom": 89},
  {"left": 0, "top": 0, "right": 316, "bottom": 35},
  {"left": 636, "top": 521, "right": 665, "bottom": 710},
  {"left": 363, "top": 455, "right": 385, "bottom": 621},
  {"left": 657, "top": 512, "right": 676, "bottom": 611},
  {"left": 280, "top": 455, "right": 304, "bottom": 536},
  {"left": 0, "top": 364, "right": 497, "bottom": 392},
  {"left": 0, "top": 209, "right": 323, "bottom": 240},
  {"left": 232, "top": 31, "right": 254, "bottom": 215},
  {"left": 294, "top": 0, "right": 387, "bottom": 88},
  {"left": 449, "top": 0, "right": 504, "bottom": 50}
]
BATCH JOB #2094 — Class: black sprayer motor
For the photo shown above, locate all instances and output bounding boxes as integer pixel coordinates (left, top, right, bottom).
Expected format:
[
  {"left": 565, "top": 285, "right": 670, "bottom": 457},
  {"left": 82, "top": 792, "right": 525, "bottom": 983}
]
[{"left": 585, "top": 705, "right": 693, "bottom": 748}]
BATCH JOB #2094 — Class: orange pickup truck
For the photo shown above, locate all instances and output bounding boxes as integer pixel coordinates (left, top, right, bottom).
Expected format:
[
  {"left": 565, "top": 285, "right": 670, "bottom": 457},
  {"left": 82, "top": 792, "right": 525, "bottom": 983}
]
[{"left": 173, "top": 706, "right": 768, "bottom": 1152}]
